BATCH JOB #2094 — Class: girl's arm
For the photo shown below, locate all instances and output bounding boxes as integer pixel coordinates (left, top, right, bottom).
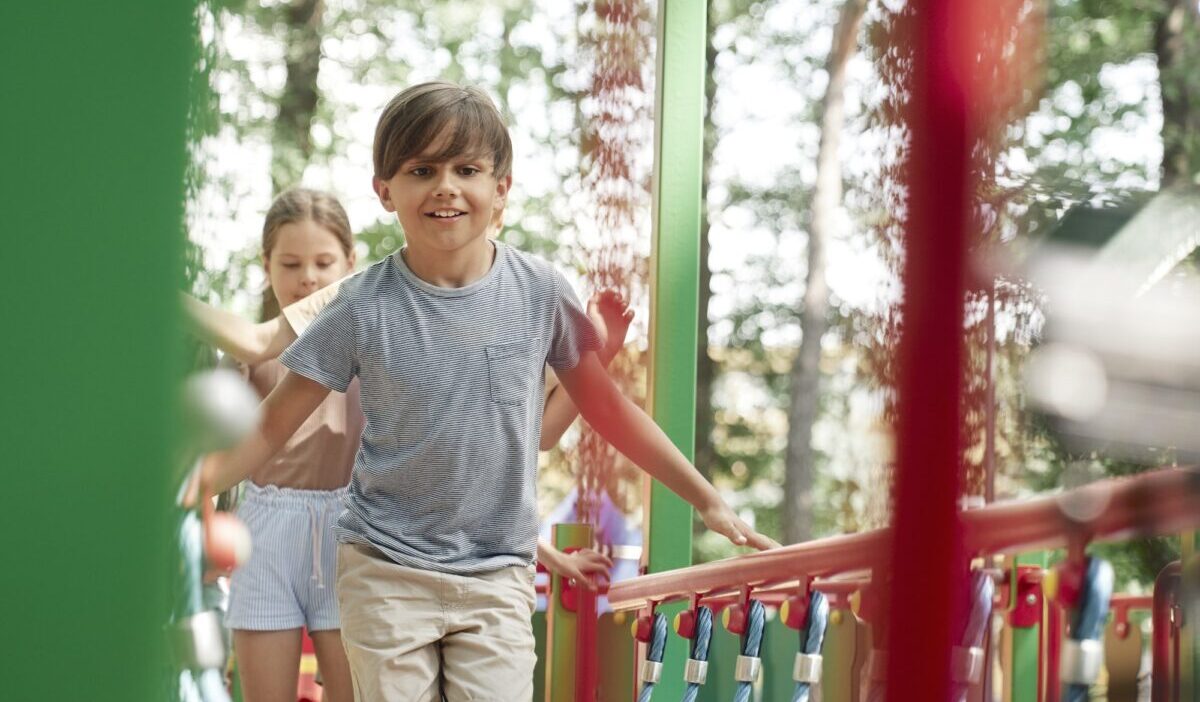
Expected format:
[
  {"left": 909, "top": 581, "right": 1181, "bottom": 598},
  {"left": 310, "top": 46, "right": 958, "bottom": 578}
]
[
  {"left": 539, "top": 290, "right": 634, "bottom": 450},
  {"left": 181, "top": 293, "right": 296, "bottom": 366},
  {"left": 199, "top": 371, "right": 331, "bottom": 497},
  {"left": 536, "top": 539, "right": 613, "bottom": 590}
]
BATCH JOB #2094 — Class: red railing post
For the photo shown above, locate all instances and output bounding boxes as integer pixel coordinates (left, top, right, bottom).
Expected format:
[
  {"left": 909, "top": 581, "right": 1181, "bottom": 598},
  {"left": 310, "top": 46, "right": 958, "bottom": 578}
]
[{"left": 1151, "top": 561, "right": 1182, "bottom": 702}]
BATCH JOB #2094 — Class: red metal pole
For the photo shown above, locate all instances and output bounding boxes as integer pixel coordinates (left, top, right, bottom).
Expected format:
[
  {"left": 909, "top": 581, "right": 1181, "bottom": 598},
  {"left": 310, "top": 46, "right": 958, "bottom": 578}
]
[
  {"left": 1151, "top": 562, "right": 1181, "bottom": 702},
  {"left": 884, "top": 0, "right": 976, "bottom": 697},
  {"left": 1044, "top": 601, "right": 1062, "bottom": 702},
  {"left": 574, "top": 585, "right": 598, "bottom": 701}
]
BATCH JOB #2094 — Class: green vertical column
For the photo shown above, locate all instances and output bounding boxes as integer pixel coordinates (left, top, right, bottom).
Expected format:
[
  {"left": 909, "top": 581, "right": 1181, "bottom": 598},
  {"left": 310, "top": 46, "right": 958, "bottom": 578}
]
[
  {"left": 0, "top": 2, "right": 190, "bottom": 700},
  {"left": 546, "top": 523, "right": 592, "bottom": 700},
  {"left": 645, "top": 0, "right": 707, "bottom": 699}
]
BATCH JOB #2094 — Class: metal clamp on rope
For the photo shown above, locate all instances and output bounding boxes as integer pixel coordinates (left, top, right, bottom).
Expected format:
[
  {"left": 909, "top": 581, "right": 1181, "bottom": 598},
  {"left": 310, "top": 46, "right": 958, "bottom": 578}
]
[
  {"left": 640, "top": 660, "right": 663, "bottom": 684},
  {"left": 169, "top": 610, "right": 226, "bottom": 670},
  {"left": 734, "top": 655, "right": 761, "bottom": 682},
  {"left": 950, "top": 645, "right": 984, "bottom": 684},
  {"left": 793, "top": 653, "right": 823, "bottom": 684},
  {"left": 683, "top": 658, "right": 709, "bottom": 685},
  {"left": 1060, "top": 639, "right": 1103, "bottom": 685},
  {"left": 868, "top": 650, "right": 888, "bottom": 681}
]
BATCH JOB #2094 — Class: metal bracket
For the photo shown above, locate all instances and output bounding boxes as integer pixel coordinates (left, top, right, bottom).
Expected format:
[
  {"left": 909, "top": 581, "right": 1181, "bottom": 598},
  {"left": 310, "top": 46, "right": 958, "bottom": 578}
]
[
  {"left": 1060, "top": 638, "right": 1103, "bottom": 685},
  {"left": 169, "top": 610, "right": 226, "bottom": 670},
  {"left": 640, "top": 660, "right": 663, "bottom": 684},
  {"left": 683, "top": 658, "right": 709, "bottom": 685},
  {"left": 793, "top": 653, "right": 823, "bottom": 683},
  {"left": 734, "top": 655, "right": 761, "bottom": 682},
  {"left": 951, "top": 645, "right": 984, "bottom": 684}
]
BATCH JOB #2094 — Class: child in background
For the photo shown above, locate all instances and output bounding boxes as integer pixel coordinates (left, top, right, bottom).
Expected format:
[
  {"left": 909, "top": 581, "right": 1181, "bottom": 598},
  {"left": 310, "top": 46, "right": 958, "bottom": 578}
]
[
  {"left": 196, "top": 187, "right": 358, "bottom": 702},
  {"left": 199, "top": 81, "right": 776, "bottom": 700}
]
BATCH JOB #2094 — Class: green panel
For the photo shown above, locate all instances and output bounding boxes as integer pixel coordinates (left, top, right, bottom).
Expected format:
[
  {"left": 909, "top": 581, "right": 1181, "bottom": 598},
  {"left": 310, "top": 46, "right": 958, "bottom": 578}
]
[
  {"left": 761, "top": 612, "right": 797, "bottom": 701},
  {"left": 596, "top": 613, "right": 636, "bottom": 701},
  {"left": 533, "top": 609, "right": 548, "bottom": 702},
  {"left": 0, "top": 2, "right": 190, "bottom": 701},
  {"left": 695, "top": 617, "right": 742, "bottom": 702},
  {"left": 646, "top": 0, "right": 707, "bottom": 698}
]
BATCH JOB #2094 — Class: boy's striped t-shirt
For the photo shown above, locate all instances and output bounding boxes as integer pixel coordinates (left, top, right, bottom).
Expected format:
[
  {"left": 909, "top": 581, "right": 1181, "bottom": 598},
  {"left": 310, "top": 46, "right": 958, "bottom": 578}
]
[{"left": 279, "top": 241, "right": 599, "bottom": 575}]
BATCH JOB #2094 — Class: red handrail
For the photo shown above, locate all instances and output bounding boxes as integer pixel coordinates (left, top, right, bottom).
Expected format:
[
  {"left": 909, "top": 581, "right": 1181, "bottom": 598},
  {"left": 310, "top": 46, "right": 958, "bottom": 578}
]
[{"left": 607, "top": 467, "right": 1200, "bottom": 611}]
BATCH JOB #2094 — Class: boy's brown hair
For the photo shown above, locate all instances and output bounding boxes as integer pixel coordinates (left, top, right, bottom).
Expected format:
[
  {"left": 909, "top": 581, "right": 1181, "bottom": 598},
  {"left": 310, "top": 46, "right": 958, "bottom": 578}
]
[{"left": 373, "top": 81, "right": 513, "bottom": 181}]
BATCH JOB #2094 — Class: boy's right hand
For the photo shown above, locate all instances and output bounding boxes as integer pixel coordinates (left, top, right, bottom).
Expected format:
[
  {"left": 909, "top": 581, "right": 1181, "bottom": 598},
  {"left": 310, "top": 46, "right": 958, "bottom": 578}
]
[{"left": 699, "top": 499, "right": 781, "bottom": 551}]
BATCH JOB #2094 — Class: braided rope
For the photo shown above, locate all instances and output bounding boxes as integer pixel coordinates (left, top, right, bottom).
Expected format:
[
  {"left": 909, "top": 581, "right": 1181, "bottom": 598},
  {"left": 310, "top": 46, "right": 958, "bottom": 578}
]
[
  {"left": 791, "top": 591, "right": 830, "bottom": 702},
  {"left": 681, "top": 606, "right": 714, "bottom": 702},
  {"left": 951, "top": 570, "right": 995, "bottom": 702},
  {"left": 1062, "top": 557, "right": 1113, "bottom": 702},
  {"left": 733, "top": 600, "right": 766, "bottom": 702},
  {"left": 638, "top": 613, "right": 669, "bottom": 702}
]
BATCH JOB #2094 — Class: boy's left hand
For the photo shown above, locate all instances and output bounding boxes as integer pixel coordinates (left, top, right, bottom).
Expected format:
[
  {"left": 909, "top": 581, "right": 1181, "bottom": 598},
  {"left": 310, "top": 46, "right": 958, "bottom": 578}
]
[
  {"left": 587, "top": 289, "right": 634, "bottom": 367},
  {"left": 699, "top": 500, "right": 781, "bottom": 551}
]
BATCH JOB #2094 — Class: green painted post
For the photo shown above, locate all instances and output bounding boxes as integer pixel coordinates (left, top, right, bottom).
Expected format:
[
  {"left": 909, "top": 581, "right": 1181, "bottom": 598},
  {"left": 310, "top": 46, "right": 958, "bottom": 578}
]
[
  {"left": 546, "top": 523, "right": 593, "bottom": 700},
  {"left": 0, "top": 2, "right": 190, "bottom": 700},
  {"left": 1008, "top": 553, "right": 1049, "bottom": 702},
  {"left": 644, "top": 0, "right": 708, "bottom": 699}
]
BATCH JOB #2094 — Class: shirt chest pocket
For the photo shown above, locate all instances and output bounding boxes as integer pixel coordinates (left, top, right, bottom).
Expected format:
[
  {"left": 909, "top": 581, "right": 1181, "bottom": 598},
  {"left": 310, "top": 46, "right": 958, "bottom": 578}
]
[{"left": 485, "top": 338, "right": 541, "bottom": 405}]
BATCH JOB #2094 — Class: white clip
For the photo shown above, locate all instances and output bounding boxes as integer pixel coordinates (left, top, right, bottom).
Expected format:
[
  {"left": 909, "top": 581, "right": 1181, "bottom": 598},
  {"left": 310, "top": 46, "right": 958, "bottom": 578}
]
[
  {"left": 1060, "top": 639, "right": 1103, "bottom": 685},
  {"left": 793, "top": 653, "right": 823, "bottom": 683},
  {"left": 683, "top": 658, "right": 709, "bottom": 684},
  {"left": 640, "top": 660, "right": 663, "bottom": 684},
  {"left": 170, "top": 610, "right": 226, "bottom": 670},
  {"left": 951, "top": 646, "right": 984, "bottom": 684},
  {"left": 735, "top": 655, "right": 761, "bottom": 682}
]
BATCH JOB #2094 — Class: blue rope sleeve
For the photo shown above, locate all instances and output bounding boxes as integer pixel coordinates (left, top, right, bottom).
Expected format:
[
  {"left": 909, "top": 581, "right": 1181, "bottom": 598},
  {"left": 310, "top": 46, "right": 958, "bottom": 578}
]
[
  {"left": 951, "top": 570, "right": 995, "bottom": 702},
  {"left": 791, "top": 591, "right": 830, "bottom": 702},
  {"left": 1062, "top": 557, "right": 1113, "bottom": 702},
  {"left": 733, "top": 600, "right": 766, "bottom": 702},
  {"left": 638, "top": 613, "right": 669, "bottom": 702},
  {"left": 681, "top": 606, "right": 714, "bottom": 702}
]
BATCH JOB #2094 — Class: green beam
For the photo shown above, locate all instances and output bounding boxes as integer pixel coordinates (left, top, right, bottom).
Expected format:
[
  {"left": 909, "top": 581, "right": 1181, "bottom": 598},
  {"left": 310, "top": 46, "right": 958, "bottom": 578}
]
[
  {"left": 1, "top": 2, "right": 190, "bottom": 700},
  {"left": 645, "top": 0, "right": 707, "bottom": 698}
]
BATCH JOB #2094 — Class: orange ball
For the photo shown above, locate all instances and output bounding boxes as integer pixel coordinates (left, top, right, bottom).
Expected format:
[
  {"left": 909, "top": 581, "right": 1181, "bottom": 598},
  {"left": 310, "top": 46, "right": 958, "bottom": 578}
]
[{"left": 205, "top": 512, "right": 252, "bottom": 573}]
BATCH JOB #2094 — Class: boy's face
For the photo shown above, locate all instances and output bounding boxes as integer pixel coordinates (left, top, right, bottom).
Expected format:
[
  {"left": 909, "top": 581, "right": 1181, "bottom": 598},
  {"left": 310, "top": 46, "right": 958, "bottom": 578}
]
[{"left": 372, "top": 134, "right": 510, "bottom": 256}]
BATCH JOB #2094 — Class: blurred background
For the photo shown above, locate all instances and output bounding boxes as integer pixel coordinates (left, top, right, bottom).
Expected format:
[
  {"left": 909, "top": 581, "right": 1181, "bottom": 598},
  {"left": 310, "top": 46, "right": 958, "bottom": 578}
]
[{"left": 184, "top": 0, "right": 1200, "bottom": 592}]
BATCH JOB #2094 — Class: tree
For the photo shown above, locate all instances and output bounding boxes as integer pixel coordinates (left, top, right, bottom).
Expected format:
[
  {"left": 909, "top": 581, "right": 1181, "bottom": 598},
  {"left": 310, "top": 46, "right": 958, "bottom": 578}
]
[
  {"left": 782, "top": 0, "right": 867, "bottom": 545},
  {"left": 271, "top": 0, "right": 327, "bottom": 194}
]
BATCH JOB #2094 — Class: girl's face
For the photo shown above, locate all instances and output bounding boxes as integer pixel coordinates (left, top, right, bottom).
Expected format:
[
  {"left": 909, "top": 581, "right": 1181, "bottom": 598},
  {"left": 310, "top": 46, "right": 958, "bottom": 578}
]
[{"left": 264, "top": 219, "right": 355, "bottom": 307}]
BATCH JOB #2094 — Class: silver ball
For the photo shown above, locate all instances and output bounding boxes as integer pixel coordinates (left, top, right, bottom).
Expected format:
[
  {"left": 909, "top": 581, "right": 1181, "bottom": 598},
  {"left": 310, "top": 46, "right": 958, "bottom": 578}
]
[{"left": 182, "top": 369, "right": 261, "bottom": 451}]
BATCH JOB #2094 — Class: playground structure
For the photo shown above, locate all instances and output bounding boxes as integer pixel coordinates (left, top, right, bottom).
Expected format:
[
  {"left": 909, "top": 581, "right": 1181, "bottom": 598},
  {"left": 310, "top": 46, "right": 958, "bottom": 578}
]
[{"left": 10, "top": 1, "right": 1200, "bottom": 701}]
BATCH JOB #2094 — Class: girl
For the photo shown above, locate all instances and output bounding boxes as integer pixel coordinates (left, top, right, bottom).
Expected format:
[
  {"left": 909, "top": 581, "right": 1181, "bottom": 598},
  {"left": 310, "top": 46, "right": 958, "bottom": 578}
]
[{"left": 197, "top": 187, "right": 358, "bottom": 702}]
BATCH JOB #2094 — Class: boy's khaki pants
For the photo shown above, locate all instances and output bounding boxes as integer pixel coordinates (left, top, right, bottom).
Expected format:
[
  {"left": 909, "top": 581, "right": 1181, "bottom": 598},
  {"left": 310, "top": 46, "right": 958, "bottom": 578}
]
[{"left": 336, "top": 543, "right": 537, "bottom": 701}]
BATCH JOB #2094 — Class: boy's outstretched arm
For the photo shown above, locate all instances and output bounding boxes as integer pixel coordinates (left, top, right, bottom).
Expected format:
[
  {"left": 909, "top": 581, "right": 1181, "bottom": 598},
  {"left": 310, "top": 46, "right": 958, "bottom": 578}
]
[
  {"left": 199, "top": 371, "right": 331, "bottom": 497},
  {"left": 555, "top": 353, "right": 779, "bottom": 550},
  {"left": 181, "top": 293, "right": 297, "bottom": 365},
  {"left": 540, "top": 290, "right": 634, "bottom": 450}
]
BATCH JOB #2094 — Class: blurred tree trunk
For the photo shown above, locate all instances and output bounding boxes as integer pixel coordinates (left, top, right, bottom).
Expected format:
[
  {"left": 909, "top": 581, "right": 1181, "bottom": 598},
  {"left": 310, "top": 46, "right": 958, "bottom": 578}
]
[
  {"left": 1155, "top": 0, "right": 1200, "bottom": 187},
  {"left": 694, "top": 1, "right": 720, "bottom": 479},
  {"left": 783, "top": 0, "right": 867, "bottom": 545},
  {"left": 271, "top": 0, "right": 325, "bottom": 193}
]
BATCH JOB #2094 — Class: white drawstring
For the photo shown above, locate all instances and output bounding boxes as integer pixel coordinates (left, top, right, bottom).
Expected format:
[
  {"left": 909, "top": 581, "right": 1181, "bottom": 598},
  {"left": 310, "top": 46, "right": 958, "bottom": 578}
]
[{"left": 307, "top": 501, "right": 327, "bottom": 589}]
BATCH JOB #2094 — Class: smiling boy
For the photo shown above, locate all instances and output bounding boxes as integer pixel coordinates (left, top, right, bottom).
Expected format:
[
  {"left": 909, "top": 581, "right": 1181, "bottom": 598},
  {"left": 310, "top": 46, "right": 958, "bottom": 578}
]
[{"left": 202, "top": 81, "right": 774, "bottom": 700}]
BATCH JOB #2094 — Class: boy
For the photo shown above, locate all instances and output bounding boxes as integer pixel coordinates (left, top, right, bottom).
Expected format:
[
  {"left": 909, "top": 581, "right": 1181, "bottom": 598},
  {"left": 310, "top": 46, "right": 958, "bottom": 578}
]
[{"left": 202, "top": 81, "right": 775, "bottom": 700}]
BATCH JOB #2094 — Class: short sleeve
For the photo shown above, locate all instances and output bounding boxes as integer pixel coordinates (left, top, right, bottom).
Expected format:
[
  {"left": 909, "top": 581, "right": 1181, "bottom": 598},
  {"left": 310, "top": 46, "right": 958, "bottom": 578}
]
[
  {"left": 545, "top": 270, "right": 601, "bottom": 371},
  {"left": 281, "top": 272, "right": 354, "bottom": 337},
  {"left": 279, "top": 282, "right": 359, "bottom": 393}
]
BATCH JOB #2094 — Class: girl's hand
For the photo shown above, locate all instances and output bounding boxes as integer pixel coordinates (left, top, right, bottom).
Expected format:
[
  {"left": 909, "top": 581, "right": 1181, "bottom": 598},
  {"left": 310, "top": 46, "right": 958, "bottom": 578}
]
[
  {"left": 587, "top": 289, "right": 635, "bottom": 367},
  {"left": 698, "top": 499, "right": 781, "bottom": 551},
  {"left": 547, "top": 547, "right": 614, "bottom": 590}
]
